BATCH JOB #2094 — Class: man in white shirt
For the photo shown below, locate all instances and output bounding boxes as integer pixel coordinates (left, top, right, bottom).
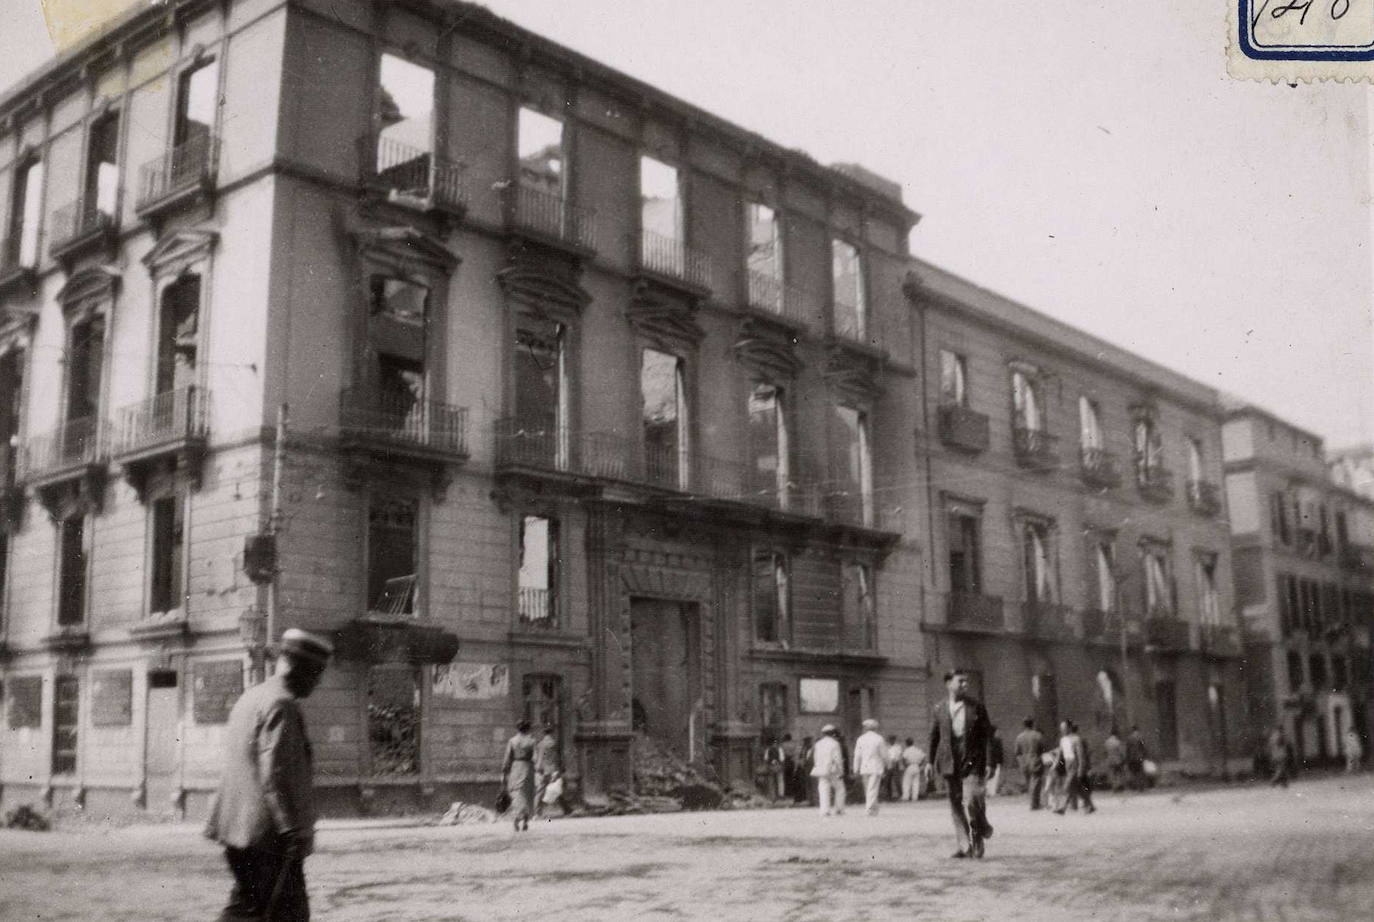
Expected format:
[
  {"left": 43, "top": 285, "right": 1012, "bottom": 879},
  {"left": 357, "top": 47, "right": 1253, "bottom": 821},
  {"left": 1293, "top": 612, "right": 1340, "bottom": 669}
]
[
  {"left": 853, "top": 718, "right": 890, "bottom": 815},
  {"left": 810, "top": 724, "right": 846, "bottom": 816},
  {"left": 901, "top": 738, "right": 928, "bottom": 800},
  {"left": 884, "top": 735, "right": 905, "bottom": 801}
]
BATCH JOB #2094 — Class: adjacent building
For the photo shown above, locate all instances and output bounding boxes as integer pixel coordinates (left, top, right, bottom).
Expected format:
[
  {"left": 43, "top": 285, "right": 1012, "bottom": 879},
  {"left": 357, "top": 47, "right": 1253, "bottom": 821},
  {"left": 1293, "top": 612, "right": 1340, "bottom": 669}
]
[
  {"left": 906, "top": 261, "right": 1246, "bottom": 772},
  {"left": 1223, "top": 405, "right": 1374, "bottom": 763},
  {"left": 0, "top": 0, "right": 1258, "bottom": 819}
]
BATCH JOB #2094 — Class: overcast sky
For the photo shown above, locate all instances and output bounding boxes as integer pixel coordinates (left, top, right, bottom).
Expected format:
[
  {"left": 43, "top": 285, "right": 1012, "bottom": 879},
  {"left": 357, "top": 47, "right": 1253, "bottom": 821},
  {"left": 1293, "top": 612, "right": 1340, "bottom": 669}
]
[{"left": 2, "top": 0, "right": 1371, "bottom": 447}]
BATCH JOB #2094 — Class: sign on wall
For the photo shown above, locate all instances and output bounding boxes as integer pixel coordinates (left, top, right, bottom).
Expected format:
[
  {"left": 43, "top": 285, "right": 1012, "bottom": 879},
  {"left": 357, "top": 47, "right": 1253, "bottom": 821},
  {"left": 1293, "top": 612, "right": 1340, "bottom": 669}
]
[
  {"left": 6, "top": 676, "right": 42, "bottom": 729},
  {"left": 193, "top": 660, "right": 244, "bottom": 725},
  {"left": 799, "top": 678, "right": 839, "bottom": 714},
  {"left": 91, "top": 669, "right": 134, "bottom": 727},
  {"left": 433, "top": 663, "right": 509, "bottom": 700}
]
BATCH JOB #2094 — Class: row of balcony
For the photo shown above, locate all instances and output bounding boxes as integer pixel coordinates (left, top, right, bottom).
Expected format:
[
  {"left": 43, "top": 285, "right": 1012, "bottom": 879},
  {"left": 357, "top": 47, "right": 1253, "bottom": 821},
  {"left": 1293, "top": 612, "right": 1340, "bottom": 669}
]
[
  {"left": 13, "top": 386, "right": 210, "bottom": 486},
  {"left": 934, "top": 407, "right": 1221, "bottom": 514},
  {"left": 492, "top": 419, "right": 899, "bottom": 532},
  {"left": 940, "top": 591, "right": 1242, "bottom": 656}
]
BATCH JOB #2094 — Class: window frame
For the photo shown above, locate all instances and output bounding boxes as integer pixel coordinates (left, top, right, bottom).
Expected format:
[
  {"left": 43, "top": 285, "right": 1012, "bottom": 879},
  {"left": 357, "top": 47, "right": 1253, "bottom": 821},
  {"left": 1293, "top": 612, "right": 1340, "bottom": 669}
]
[
  {"left": 365, "top": 491, "right": 423, "bottom": 618},
  {"left": 1020, "top": 516, "right": 1058, "bottom": 605},
  {"left": 945, "top": 499, "right": 984, "bottom": 594},
  {"left": 639, "top": 345, "right": 691, "bottom": 490},
  {"left": 829, "top": 236, "right": 867, "bottom": 339},
  {"left": 81, "top": 107, "right": 122, "bottom": 224},
  {"left": 751, "top": 547, "right": 791, "bottom": 646},
  {"left": 147, "top": 490, "right": 189, "bottom": 617},
  {"left": 515, "top": 105, "right": 567, "bottom": 199},
  {"left": 55, "top": 513, "right": 90, "bottom": 629},
  {"left": 516, "top": 512, "right": 560, "bottom": 628},
  {"left": 7, "top": 154, "right": 45, "bottom": 269},
  {"left": 1010, "top": 367, "right": 1044, "bottom": 433},
  {"left": 938, "top": 349, "right": 968, "bottom": 407}
]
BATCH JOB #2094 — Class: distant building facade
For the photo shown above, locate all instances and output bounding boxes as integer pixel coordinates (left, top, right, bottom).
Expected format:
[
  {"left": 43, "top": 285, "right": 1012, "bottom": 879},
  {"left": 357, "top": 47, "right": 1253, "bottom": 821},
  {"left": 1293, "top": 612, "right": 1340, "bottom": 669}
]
[
  {"left": 1223, "top": 406, "right": 1374, "bottom": 763},
  {"left": 906, "top": 262, "right": 1247, "bottom": 773}
]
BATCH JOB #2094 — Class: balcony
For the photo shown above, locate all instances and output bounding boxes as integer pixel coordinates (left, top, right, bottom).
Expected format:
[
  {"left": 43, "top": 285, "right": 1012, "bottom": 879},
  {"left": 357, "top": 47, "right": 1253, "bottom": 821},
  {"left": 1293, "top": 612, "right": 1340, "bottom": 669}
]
[
  {"left": 1079, "top": 447, "right": 1122, "bottom": 489},
  {"left": 1144, "top": 613, "right": 1191, "bottom": 652},
  {"left": 1186, "top": 479, "right": 1222, "bottom": 517},
  {"left": 1022, "top": 600, "right": 1076, "bottom": 642},
  {"left": 1199, "top": 623, "right": 1241, "bottom": 658},
  {"left": 502, "top": 183, "right": 596, "bottom": 254},
  {"left": 363, "top": 135, "right": 468, "bottom": 217},
  {"left": 744, "top": 270, "right": 809, "bottom": 329},
  {"left": 492, "top": 420, "right": 631, "bottom": 482},
  {"left": 1081, "top": 609, "right": 1141, "bottom": 647},
  {"left": 1012, "top": 426, "right": 1059, "bottom": 472},
  {"left": 20, "top": 416, "right": 106, "bottom": 515},
  {"left": 0, "top": 237, "right": 38, "bottom": 298},
  {"left": 1341, "top": 544, "right": 1374, "bottom": 574},
  {"left": 637, "top": 230, "right": 712, "bottom": 294},
  {"left": 108, "top": 387, "right": 210, "bottom": 501},
  {"left": 937, "top": 404, "right": 990, "bottom": 454},
  {"left": 1135, "top": 462, "right": 1173, "bottom": 504},
  {"left": 339, "top": 387, "right": 469, "bottom": 464},
  {"left": 137, "top": 133, "right": 218, "bottom": 219},
  {"left": 49, "top": 198, "right": 118, "bottom": 263},
  {"left": 945, "top": 591, "right": 1005, "bottom": 633}
]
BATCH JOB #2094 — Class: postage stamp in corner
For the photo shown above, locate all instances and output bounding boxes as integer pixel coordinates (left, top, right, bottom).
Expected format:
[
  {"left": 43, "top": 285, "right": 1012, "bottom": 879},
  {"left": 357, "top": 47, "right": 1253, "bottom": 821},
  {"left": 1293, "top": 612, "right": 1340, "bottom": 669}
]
[{"left": 1229, "top": 0, "right": 1374, "bottom": 81}]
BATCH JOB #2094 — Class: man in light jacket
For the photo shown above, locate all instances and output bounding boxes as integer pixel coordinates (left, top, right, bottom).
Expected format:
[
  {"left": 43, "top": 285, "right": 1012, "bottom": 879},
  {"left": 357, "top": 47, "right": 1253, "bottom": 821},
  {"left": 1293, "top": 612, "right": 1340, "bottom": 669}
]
[
  {"left": 853, "top": 718, "right": 890, "bottom": 815},
  {"left": 205, "top": 629, "right": 332, "bottom": 922},
  {"left": 810, "top": 724, "right": 846, "bottom": 816}
]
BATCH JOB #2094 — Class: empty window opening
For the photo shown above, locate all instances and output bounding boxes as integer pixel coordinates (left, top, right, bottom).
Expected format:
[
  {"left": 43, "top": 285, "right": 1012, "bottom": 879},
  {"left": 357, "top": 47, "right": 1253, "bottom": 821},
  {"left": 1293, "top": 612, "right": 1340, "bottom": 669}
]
[
  {"left": 831, "top": 239, "right": 865, "bottom": 339},
  {"left": 368, "top": 496, "right": 417, "bottom": 616},
  {"left": 641, "top": 348, "right": 688, "bottom": 489},
  {"left": 518, "top": 515, "right": 558, "bottom": 625}
]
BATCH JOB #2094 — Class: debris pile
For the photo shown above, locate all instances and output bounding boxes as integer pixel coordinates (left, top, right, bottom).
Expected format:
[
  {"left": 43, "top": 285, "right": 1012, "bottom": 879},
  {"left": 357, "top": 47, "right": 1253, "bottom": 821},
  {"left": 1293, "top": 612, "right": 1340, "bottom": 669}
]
[
  {"left": 4, "top": 804, "right": 51, "bottom": 831},
  {"left": 435, "top": 801, "right": 497, "bottom": 825}
]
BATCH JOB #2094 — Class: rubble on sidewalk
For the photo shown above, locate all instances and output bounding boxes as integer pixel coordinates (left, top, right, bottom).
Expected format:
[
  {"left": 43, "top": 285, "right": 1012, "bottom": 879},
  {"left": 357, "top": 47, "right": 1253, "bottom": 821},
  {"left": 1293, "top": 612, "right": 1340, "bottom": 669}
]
[
  {"left": 4, "top": 804, "right": 51, "bottom": 831},
  {"left": 434, "top": 801, "right": 497, "bottom": 825}
]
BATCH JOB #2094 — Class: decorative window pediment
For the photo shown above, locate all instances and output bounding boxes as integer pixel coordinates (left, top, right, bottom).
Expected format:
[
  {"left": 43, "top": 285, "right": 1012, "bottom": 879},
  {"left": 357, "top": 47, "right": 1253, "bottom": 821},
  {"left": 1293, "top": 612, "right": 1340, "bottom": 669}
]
[
  {"left": 351, "top": 224, "right": 458, "bottom": 279},
  {"left": 732, "top": 319, "right": 800, "bottom": 383},
  {"left": 142, "top": 230, "right": 217, "bottom": 279},
  {"left": 56, "top": 265, "right": 120, "bottom": 321},
  {"left": 823, "top": 344, "right": 883, "bottom": 403},
  {"left": 496, "top": 250, "right": 590, "bottom": 320},
  {"left": 627, "top": 280, "right": 703, "bottom": 349}
]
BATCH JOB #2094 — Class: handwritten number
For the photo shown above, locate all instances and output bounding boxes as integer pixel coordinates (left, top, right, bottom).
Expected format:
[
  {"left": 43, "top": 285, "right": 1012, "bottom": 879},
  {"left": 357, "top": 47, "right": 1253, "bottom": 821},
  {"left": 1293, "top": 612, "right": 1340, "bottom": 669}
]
[{"left": 1332, "top": 0, "right": 1349, "bottom": 20}]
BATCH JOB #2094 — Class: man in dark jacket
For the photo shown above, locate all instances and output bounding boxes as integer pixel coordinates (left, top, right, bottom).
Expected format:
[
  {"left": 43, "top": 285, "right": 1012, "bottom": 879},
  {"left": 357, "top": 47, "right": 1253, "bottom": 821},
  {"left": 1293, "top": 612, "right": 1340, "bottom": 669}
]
[
  {"left": 1014, "top": 717, "right": 1046, "bottom": 809},
  {"left": 928, "top": 668, "right": 995, "bottom": 858},
  {"left": 205, "top": 629, "right": 333, "bottom": 921}
]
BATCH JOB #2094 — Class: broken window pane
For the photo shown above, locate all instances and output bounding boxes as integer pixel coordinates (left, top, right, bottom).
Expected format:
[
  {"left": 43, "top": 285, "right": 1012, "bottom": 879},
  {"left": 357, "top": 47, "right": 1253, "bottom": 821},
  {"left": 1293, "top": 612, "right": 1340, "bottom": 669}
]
[
  {"left": 368, "top": 664, "right": 421, "bottom": 776},
  {"left": 518, "top": 107, "right": 564, "bottom": 195},
  {"left": 640, "top": 155, "right": 680, "bottom": 241},
  {"left": 368, "top": 496, "right": 417, "bottom": 616},
  {"left": 518, "top": 515, "right": 558, "bottom": 625}
]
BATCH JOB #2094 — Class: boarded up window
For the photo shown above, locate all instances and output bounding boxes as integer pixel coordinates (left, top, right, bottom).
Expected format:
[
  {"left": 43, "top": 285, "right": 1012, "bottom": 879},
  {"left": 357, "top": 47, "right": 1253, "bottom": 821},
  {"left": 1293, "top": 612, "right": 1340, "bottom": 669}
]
[
  {"left": 7, "top": 675, "right": 41, "bottom": 728},
  {"left": 91, "top": 669, "right": 133, "bottom": 727},
  {"left": 193, "top": 660, "right": 244, "bottom": 725}
]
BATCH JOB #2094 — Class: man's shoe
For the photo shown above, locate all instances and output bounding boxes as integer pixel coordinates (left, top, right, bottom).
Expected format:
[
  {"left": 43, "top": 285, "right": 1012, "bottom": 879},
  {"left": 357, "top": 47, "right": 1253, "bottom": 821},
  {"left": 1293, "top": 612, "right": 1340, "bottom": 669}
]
[
  {"left": 950, "top": 850, "right": 969, "bottom": 859},
  {"left": 1053, "top": 808, "right": 1066, "bottom": 815},
  {"left": 971, "top": 837, "right": 985, "bottom": 858},
  {"left": 980, "top": 823, "right": 994, "bottom": 839}
]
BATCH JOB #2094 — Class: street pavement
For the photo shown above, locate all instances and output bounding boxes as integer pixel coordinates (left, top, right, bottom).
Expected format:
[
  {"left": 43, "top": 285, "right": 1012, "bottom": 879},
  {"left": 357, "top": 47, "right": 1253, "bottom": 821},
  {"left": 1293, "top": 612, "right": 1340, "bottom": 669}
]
[{"left": 2, "top": 775, "right": 1373, "bottom": 921}]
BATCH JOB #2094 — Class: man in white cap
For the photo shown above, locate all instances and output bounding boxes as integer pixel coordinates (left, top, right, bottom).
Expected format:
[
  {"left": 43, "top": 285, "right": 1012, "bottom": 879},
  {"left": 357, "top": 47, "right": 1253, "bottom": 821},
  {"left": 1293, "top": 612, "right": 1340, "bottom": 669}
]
[
  {"left": 809, "top": 724, "right": 846, "bottom": 816},
  {"left": 853, "top": 718, "right": 889, "bottom": 815},
  {"left": 206, "top": 627, "right": 333, "bottom": 921}
]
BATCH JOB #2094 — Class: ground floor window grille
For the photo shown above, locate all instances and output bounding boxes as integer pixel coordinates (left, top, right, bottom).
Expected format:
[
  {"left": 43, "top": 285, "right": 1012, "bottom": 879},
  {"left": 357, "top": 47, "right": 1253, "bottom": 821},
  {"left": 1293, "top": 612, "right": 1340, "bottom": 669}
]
[
  {"left": 52, "top": 675, "right": 79, "bottom": 774},
  {"left": 368, "top": 664, "right": 421, "bottom": 775}
]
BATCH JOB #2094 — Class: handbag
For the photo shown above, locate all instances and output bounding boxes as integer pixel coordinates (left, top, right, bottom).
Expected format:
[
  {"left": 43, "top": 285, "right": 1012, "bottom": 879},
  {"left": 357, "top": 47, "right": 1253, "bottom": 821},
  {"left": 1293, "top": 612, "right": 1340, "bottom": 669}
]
[{"left": 494, "top": 789, "right": 512, "bottom": 814}]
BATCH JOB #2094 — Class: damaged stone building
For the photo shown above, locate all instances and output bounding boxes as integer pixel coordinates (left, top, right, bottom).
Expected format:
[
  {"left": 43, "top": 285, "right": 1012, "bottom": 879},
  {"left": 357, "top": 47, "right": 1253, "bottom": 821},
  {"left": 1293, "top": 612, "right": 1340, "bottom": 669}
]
[{"left": 0, "top": 0, "right": 1256, "bottom": 818}]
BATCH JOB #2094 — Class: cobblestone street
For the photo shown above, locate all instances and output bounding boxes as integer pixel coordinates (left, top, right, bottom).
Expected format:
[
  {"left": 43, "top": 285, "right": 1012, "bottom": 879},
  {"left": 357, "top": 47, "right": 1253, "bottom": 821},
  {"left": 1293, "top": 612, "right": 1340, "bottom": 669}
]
[{"left": 3, "top": 775, "right": 1373, "bottom": 921}]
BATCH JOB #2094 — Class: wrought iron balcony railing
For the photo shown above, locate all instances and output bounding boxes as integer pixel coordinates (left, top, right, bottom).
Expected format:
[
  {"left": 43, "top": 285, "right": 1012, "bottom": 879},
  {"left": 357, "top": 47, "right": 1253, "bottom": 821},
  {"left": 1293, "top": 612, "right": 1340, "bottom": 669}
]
[
  {"left": 1186, "top": 479, "right": 1222, "bottom": 517},
  {"left": 137, "top": 133, "right": 217, "bottom": 213},
  {"left": 504, "top": 183, "right": 596, "bottom": 251},
  {"left": 946, "top": 591, "right": 1004, "bottom": 632},
  {"left": 49, "top": 197, "right": 117, "bottom": 257},
  {"left": 1022, "top": 600, "right": 1076, "bottom": 641},
  {"left": 1079, "top": 447, "right": 1122, "bottom": 488},
  {"left": 1013, "top": 426, "right": 1059, "bottom": 471},
  {"left": 1135, "top": 461, "right": 1174, "bottom": 503},
  {"left": 744, "top": 269, "right": 810, "bottom": 328},
  {"left": 831, "top": 296, "right": 870, "bottom": 345},
  {"left": 365, "top": 135, "right": 468, "bottom": 214},
  {"left": 1081, "top": 609, "right": 1142, "bottom": 646},
  {"left": 20, "top": 416, "right": 103, "bottom": 481},
  {"left": 517, "top": 586, "right": 556, "bottom": 626},
  {"left": 109, "top": 386, "right": 209, "bottom": 459},
  {"left": 1144, "top": 613, "right": 1191, "bottom": 652},
  {"left": 937, "top": 404, "right": 990, "bottom": 453},
  {"left": 638, "top": 229, "right": 712, "bottom": 290},
  {"left": 1199, "top": 623, "right": 1240, "bottom": 657},
  {"left": 339, "top": 387, "right": 468, "bottom": 458}
]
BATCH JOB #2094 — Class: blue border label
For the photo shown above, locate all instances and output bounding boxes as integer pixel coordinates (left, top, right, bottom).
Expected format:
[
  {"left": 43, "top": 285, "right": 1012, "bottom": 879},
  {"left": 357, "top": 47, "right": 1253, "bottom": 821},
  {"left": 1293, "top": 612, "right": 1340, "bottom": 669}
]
[{"left": 1239, "top": 0, "right": 1374, "bottom": 60}]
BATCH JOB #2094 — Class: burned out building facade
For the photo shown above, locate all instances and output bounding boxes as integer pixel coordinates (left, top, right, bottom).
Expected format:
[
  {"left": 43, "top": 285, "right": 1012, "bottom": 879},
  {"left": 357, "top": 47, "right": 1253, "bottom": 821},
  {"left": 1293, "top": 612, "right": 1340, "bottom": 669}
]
[{"left": 0, "top": 0, "right": 1254, "bottom": 818}]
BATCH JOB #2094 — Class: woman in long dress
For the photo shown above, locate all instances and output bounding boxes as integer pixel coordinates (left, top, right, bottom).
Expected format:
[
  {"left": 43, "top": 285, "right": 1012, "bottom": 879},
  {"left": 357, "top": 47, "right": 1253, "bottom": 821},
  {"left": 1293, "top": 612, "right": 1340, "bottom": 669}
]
[{"left": 502, "top": 719, "right": 538, "bottom": 832}]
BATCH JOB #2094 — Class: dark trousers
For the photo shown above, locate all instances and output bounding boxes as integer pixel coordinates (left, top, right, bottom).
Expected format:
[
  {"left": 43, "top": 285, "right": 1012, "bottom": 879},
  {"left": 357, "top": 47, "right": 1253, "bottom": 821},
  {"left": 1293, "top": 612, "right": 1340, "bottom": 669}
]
[
  {"left": 1022, "top": 767, "right": 1044, "bottom": 809},
  {"left": 219, "top": 845, "right": 309, "bottom": 922},
  {"left": 1066, "top": 774, "right": 1095, "bottom": 811},
  {"left": 945, "top": 774, "right": 990, "bottom": 854}
]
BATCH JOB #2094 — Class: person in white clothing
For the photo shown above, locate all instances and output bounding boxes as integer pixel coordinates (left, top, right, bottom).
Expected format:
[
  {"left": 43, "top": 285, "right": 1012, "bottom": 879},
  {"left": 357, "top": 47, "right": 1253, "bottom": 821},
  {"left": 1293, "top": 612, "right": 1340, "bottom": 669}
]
[
  {"left": 853, "top": 718, "right": 890, "bottom": 815},
  {"left": 810, "top": 724, "right": 846, "bottom": 816},
  {"left": 901, "top": 738, "right": 928, "bottom": 800}
]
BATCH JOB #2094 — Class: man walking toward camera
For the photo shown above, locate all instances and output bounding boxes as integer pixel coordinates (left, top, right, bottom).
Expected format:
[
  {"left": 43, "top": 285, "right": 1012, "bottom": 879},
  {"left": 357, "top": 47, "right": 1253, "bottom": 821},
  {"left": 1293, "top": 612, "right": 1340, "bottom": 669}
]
[
  {"left": 206, "top": 629, "right": 333, "bottom": 921},
  {"left": 928, "top": 668, "right": 995, "bottom": 859}
]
